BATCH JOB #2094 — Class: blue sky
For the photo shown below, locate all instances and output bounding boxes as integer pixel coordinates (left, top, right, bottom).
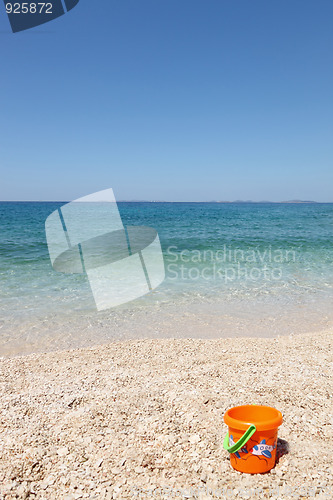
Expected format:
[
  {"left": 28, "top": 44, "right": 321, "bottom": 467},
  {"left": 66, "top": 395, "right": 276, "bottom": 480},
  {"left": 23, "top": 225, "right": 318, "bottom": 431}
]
[{"left": 0, "top": 0, "right": 332, "bottom": 201}]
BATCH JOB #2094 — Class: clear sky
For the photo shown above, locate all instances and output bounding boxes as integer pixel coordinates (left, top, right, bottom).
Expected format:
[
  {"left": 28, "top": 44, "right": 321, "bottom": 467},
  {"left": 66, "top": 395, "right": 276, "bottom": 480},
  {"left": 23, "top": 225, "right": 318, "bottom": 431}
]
[{"left": 0, "top": 0, "right": 332, "bottom": 202}]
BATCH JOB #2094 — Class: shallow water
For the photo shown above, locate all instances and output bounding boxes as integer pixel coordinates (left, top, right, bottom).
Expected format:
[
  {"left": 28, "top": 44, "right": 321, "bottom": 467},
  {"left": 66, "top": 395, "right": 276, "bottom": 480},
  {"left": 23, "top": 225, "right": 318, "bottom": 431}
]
[{"left": 1, "top": 201, "right": 333, "bottom": 355}]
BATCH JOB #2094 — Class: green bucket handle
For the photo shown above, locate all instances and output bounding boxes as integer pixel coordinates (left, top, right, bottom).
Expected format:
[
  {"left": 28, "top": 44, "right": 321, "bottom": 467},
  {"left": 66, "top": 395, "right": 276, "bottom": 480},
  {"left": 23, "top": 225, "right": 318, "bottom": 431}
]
[{"left": 223, "top": 424, "right": 257, "bottom": 453}]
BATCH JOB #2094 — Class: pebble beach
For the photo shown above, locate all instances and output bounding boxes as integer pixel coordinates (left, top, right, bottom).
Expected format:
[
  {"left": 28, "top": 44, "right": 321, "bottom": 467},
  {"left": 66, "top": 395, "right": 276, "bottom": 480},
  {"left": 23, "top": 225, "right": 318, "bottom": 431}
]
[{"left": 0, "top": 329, "right": 332, "bottom": 499}]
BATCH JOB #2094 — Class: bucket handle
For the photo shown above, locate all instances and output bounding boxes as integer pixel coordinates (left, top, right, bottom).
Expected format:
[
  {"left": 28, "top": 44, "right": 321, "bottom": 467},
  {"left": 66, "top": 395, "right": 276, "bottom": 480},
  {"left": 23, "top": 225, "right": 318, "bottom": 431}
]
[{"left": 223, "top": 424, "right": 257, "bottom": 453}]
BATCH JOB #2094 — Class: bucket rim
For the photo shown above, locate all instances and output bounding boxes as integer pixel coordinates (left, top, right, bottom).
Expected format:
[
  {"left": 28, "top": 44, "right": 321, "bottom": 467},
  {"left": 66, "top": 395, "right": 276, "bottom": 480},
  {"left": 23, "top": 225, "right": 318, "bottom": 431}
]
[{"left": 224, "top": 404, "right": 283, "bottom": 431}]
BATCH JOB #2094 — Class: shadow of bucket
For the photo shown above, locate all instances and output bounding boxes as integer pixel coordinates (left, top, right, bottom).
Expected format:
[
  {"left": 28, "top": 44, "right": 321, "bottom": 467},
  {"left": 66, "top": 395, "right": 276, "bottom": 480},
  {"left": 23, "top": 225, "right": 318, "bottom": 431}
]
[{"left": 223, "top": 405, "right": 283, "bottom": 474}]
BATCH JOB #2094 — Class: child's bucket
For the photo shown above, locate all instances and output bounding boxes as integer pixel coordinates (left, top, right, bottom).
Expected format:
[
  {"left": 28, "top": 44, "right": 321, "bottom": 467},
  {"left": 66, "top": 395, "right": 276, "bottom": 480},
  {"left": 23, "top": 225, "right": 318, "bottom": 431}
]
[{"left": 223, "top": 405, "right": 283, "bottom": 474}]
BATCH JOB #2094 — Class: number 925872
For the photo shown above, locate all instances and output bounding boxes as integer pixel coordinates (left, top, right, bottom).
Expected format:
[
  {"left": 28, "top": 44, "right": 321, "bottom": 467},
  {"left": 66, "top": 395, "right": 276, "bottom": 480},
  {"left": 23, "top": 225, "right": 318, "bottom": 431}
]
[{"left": 6, "top": 3, "right": 53, "bottom": 14}]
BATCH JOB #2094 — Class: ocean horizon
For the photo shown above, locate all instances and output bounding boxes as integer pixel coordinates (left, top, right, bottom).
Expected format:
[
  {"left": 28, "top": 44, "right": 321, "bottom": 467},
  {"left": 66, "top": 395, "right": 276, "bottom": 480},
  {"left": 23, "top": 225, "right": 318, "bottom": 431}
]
[{"left": 1, "top": 200, "right": 333, "bottom": 203}]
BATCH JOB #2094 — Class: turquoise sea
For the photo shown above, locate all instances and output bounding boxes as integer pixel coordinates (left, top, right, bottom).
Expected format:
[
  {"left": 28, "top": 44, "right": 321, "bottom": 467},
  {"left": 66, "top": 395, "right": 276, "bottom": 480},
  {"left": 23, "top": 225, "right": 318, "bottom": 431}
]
[{"left": 1, "top": 202, "right": 333, "bottom": 355}]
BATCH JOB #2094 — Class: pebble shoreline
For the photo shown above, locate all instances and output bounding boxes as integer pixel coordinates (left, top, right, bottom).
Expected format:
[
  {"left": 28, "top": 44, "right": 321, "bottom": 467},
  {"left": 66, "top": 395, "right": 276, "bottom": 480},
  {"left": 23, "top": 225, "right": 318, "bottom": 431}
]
[{"left": 0, "top": 330, "right": 332, "bottom": 499}]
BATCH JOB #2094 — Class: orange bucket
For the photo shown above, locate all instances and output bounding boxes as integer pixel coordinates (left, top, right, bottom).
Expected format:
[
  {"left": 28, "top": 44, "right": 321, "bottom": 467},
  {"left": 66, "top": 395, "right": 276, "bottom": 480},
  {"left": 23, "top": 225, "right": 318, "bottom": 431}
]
[{"left": 224, "top": 405, "right": 283, "bottom": 474}]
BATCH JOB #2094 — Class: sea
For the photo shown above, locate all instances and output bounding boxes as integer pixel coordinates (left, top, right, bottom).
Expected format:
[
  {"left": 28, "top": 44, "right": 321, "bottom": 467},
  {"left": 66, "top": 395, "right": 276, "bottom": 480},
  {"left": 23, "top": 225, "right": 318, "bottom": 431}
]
[{"left": 1, "top": 201, "right": 333, "bottom": 356}]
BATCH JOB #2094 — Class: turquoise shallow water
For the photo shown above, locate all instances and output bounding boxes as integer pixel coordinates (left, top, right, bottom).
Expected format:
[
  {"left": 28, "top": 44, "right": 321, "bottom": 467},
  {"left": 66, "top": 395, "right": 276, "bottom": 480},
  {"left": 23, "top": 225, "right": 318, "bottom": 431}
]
[{"left": 1, "top": 202, "right": 333, "bottom": 354}]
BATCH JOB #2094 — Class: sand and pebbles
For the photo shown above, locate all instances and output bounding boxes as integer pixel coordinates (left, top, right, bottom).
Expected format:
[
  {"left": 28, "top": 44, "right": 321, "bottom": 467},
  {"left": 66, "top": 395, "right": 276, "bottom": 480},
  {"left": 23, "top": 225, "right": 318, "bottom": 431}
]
[{"left": 0, "top": 330, "right": 332, "bottom": 499}]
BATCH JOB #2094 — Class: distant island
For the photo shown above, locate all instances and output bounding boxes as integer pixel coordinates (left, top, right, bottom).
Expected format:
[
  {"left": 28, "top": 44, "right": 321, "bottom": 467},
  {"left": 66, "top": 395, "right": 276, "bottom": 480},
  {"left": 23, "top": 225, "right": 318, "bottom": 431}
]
[
  {"left": 115, "top": 200, "right": 323, "bottom": 203},
  {"left": 217, "top": 200, "right": 318, "bottom": 204}
]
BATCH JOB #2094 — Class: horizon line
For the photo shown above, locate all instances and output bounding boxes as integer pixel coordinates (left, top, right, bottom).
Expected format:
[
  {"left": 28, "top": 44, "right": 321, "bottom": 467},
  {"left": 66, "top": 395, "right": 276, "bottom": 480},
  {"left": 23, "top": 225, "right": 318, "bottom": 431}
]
[{"left": 1, "top": 199, "right": 333, "bottom": 204}]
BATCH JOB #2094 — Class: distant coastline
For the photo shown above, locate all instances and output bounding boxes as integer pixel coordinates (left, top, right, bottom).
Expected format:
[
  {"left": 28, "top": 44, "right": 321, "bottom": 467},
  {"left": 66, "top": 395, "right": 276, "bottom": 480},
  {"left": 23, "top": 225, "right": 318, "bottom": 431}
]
[
  {"left": 1, "top": 200, "right": 332, "bottom": 204},
  {"left": 76, "top": 199, "right": 326, "bottom": 204},
  {"left": 216, "top": 200, "right": 319, "bottom": 204}
]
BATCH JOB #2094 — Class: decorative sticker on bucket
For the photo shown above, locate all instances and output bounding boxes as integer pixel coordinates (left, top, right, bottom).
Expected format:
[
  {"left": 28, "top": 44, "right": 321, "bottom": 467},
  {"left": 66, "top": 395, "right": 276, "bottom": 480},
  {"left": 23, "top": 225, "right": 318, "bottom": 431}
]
[
  {"left": 250, "top": 440, "right": 276, "bottom": 459},
  {"left": 229, "top": 435, "right": 248, "bottom": 459},
  {"left": 229, "top": 435, "right": 277, "bottom": 466}
]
